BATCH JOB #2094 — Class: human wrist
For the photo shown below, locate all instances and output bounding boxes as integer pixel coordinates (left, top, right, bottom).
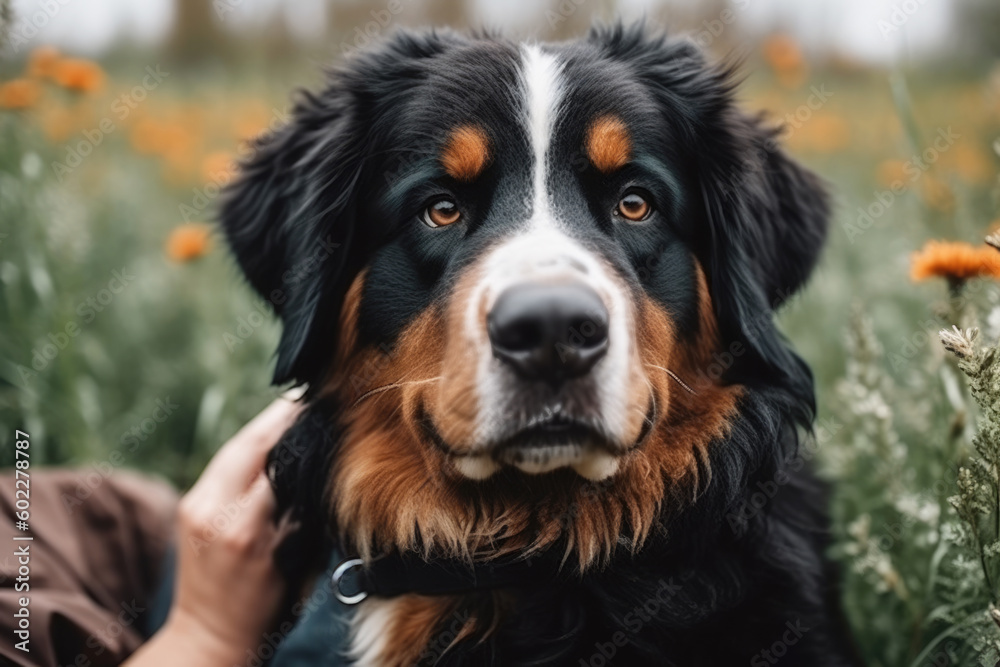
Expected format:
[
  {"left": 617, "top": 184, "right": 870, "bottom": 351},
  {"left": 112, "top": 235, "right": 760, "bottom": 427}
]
[{"left": 161, "top": 609, "right": 248, "bottom": 665}]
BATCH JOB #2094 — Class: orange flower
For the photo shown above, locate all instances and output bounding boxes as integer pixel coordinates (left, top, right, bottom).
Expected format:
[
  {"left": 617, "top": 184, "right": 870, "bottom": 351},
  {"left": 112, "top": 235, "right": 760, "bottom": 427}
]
[
  {"left": 234, "top": 108, "right": 273, "bottom": 143},
  {"left": 201, "top": 151, "right": 236, "bottom": 184},
  {"left": 763, "top": 35, "right": 803, "bottom": 71},
  {"left": 947, "top": 144, "right": 994, "bottom": 185},
  {"left": 786, "top": 114, "right": 849, "bottom": 154},
  {"left": 910, "top": 240, "right": 1000, "bottom": 282},
  {"left": 762, "top": 34, "right": 807, "bottom": 87},
  {"left": 53, "top": 59, "right": 105, "bottom": 92},
  {"left": 0, "top": 79, "right": 42, "bottom": 109},
  {"left": 166, "top": 224, "right": 212, "bottom": 262},
  {"left": 130, "top": 119, "right": 196, "bottom": 162},
  {"left": 809, "top": 114, "right": 850, "bottom": 153},
  {"left": 875, "top": 159, "right": 909, "bottom": 189},
  {"left": 26, "top": 46, "right": 61, "bottom": 79},
  {"left": 129, "top": 119, "right": 168, "bottom": 154}
]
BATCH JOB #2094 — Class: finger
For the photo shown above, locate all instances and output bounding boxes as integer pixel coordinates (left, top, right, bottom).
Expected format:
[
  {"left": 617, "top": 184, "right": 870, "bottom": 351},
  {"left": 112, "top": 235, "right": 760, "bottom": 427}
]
[
  {"left": 221, "top": 396, "right": 304, "bottom": 461},
  {"left": 194, "top": 396, "right": 305, "bottom": 499},
  {"left": 232, "top": 474, "right": 280, "bottom": 553}
]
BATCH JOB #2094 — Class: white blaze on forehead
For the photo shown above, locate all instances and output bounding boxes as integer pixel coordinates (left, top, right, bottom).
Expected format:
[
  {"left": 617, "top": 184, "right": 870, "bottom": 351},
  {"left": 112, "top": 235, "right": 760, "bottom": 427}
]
[
  {"left": 444, "top": 42, "right": 638, "bottom": 481},
  {"left": 520, "top": 44, "right": 564, "bottom": 227}
]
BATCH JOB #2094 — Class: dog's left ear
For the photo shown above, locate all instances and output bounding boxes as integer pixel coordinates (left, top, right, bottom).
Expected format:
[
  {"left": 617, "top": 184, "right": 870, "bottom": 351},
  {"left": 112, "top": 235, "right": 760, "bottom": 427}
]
[
  {"left": 698, "top": 106, "right": 829, "bottom": 407},
  {"left": 693, "top": 80, "right": 830, "bottom": 404},
  {"left": 700, "top": 110, "right": 830, "bottom": 310}
]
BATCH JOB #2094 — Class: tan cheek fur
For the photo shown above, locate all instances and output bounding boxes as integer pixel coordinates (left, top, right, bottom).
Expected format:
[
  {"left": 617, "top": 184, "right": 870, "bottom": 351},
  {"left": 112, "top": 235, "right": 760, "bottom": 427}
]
[{"left": 631, "top": 280, "right": 743, "bottom": 505}]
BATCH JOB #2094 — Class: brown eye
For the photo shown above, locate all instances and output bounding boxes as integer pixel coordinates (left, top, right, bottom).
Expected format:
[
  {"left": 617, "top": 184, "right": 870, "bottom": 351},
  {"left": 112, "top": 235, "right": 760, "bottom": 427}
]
[
  {"left": 423, "top": 198, "right": 461, "bottom": 227},
  {"left": 615, "top": 192, "right": 651, "bottom": 222}
]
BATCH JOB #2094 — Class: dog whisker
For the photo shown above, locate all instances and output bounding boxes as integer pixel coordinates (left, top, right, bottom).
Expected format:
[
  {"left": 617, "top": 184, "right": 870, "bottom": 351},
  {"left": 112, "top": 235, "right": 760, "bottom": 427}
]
[
  {"left": 351, "top": 377, "right": 442, "bottom": 408},
  {"left": 644, "top": 364, "right": 697, "bottom": 395},
  {"left": 639, "top": 376, "right": 659, "bottom": 426}
]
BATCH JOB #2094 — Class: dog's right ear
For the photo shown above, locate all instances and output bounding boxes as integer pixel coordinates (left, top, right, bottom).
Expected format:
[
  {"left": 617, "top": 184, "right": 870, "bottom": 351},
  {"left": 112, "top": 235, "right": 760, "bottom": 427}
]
[{"left": 220, "top": 30, "right": 462, "bottom": 388}]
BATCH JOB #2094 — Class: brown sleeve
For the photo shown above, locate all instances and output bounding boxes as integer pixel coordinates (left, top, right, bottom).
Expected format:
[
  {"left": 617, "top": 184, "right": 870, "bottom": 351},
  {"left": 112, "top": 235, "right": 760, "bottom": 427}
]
[{"left": 0, "top": 469, "right": 177, "bottom": 667}]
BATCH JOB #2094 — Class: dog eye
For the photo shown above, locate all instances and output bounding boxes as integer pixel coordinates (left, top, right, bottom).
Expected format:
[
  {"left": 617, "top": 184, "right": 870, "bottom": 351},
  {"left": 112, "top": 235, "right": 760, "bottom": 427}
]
[
  {"left": 423, "top": 198, "right": 462, "bottom": 228},
  {"left": 615, "top": 191, "right": 651, "bottom": 222}
]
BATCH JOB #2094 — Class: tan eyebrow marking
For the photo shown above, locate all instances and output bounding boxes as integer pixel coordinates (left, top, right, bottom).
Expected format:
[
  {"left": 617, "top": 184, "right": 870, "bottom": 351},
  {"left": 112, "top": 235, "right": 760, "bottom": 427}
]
[
  {"left": 441, "top": 125, "right": 491, "bottom": 182},
  {"left": 585, "top": 115, "right": 632, "bottom": 173}
]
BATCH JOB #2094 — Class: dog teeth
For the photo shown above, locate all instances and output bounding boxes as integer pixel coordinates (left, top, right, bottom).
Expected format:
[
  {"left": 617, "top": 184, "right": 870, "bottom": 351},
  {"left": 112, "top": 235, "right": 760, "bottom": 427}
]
[
  {"left": 522, "top": 403, "right": 569, "bottom": 430},
  {"left": 500, "top": 444, "right": 621, "bottom": 480},
  {"left": 511, "top": 444, "right": 583, "bottom": 475},
  {"left": 571, "top": 449, "right": 620, "bottom": 481},
  {"left": 453, "top": 455, "right": 501, "bottom": 480},
  {"left": 455, "top": 441, "right": 621, "bottom": 481}
]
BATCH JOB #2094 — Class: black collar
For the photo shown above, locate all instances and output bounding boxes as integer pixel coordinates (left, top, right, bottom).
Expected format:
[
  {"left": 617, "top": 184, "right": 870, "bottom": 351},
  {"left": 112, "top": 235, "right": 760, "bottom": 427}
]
[{"left": 331, "top": 550, "right": 572, "bottom": 604}]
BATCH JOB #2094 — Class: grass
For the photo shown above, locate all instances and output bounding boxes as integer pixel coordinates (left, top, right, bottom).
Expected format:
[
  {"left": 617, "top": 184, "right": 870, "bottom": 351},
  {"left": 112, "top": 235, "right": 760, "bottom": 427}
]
[{"left": 2, "top": 42, "right": 1000, "bottom": 665}]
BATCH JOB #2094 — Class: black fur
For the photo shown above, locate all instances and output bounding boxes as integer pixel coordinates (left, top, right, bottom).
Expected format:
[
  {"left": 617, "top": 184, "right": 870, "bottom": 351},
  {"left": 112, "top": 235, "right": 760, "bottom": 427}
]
[{"left": 221, "top": 24, "right": 860, "bottom": 667}]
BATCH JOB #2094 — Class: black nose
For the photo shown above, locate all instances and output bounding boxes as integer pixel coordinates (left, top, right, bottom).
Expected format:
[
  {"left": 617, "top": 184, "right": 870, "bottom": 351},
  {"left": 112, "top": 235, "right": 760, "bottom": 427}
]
[{"left": 487, "top": 283, "right": 609, "bottom": 385}]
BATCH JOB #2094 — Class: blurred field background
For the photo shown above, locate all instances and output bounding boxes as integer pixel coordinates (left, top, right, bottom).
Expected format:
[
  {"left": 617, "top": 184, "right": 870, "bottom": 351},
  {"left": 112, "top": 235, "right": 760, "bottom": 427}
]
[{"left": 2, "top": 0, "right": 1000, "bottom": 664}]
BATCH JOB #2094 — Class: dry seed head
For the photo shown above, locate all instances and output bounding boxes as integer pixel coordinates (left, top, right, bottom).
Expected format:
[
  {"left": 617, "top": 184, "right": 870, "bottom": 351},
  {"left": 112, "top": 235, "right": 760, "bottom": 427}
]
[{"left": 939, "top": 325, "right": 979, "bottom": 360}]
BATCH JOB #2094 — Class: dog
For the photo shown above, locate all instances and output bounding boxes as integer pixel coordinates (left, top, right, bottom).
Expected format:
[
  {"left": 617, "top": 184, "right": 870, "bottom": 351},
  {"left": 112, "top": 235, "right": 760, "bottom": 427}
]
[{"left": 220, "top": 23, "right": 860, "bottom": 667}]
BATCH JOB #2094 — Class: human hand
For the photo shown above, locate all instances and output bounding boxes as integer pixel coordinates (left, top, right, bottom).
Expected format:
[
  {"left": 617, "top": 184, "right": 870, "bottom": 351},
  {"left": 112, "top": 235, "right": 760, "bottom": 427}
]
[{"left": 126, "top": 396, "right": 303, "bottom": 666}]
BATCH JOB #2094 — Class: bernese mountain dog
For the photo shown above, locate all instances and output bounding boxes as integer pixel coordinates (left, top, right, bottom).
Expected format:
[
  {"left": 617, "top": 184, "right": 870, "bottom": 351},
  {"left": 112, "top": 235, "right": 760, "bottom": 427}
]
[{"left": 220, "top": 23, "right": 861, "bottom": 667}]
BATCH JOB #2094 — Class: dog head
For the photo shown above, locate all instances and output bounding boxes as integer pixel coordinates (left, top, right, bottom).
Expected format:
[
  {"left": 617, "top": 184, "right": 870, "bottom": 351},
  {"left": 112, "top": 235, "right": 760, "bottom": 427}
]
[{"left": 221, "top": 25, "right": 828, "bottom": 569}]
